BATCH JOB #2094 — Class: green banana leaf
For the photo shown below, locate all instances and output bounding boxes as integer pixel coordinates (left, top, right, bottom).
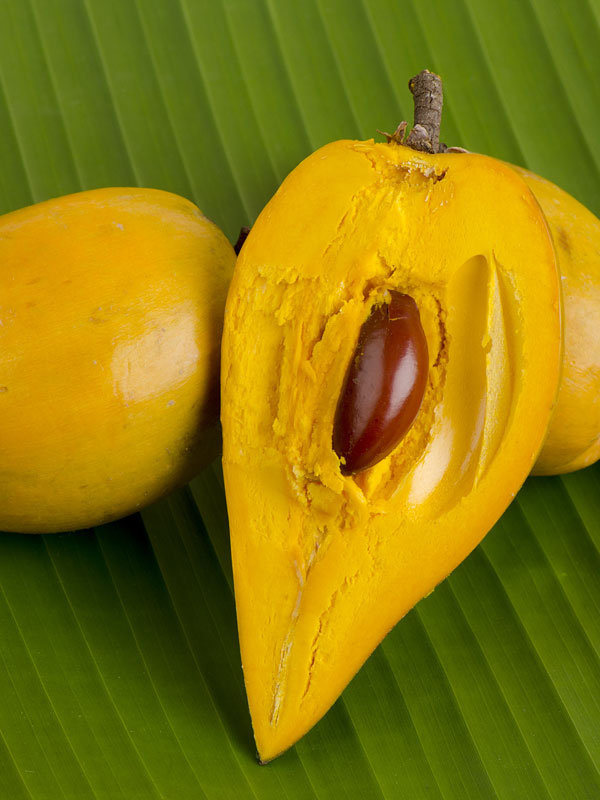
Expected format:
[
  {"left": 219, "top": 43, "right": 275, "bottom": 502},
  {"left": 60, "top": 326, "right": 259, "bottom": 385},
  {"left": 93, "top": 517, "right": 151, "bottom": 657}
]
[{"left": 1, "top": 0, "right": 599, "bottom": 797}]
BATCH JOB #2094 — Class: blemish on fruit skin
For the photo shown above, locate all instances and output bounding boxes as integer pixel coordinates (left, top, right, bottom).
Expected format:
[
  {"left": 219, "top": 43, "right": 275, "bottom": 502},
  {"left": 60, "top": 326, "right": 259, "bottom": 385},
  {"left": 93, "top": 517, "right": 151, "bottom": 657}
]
[{"left": 556, "top": 226, "right": 571, "bottom": 256}]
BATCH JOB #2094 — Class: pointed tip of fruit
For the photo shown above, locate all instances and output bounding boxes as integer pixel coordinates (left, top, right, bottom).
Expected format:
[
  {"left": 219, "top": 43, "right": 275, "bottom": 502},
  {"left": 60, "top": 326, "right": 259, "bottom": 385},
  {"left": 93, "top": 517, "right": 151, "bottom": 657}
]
[{"left": 257, "top": 748, "right": 276, "bottom": 766}]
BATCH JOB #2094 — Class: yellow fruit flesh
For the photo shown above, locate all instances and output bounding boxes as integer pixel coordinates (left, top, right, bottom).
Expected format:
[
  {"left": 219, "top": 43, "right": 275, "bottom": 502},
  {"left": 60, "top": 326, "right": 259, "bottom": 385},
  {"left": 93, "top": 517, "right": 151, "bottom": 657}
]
[
  {"left": 222, "top": 140, "right": 561, "bottom": 761},
  {"left": 1, "top": 188, "right": 235, "bottom": 532},
  {"left": 513, "top": 166, "right": 600, "bottom": 474}
]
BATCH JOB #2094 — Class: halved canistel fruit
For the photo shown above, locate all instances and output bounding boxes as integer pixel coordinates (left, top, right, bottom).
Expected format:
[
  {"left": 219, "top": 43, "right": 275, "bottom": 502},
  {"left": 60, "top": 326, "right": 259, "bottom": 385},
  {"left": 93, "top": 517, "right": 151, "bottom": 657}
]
[{"left": 221, "top": 72, "right": 562, "bottom": 762}]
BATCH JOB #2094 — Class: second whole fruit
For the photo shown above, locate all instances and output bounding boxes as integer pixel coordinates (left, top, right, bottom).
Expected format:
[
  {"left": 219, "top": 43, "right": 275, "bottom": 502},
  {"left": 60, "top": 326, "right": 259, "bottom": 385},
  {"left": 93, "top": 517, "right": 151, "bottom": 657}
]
[{"left": 0, "top": 187, "right": 236, "bottom": 533}]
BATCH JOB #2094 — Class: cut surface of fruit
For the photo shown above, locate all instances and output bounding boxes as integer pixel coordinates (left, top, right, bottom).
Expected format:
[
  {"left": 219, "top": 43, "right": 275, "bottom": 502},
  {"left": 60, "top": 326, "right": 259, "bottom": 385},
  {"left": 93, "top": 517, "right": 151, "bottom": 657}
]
[{"left": 221, "top": 139, "right": 561, "bottom": 762}]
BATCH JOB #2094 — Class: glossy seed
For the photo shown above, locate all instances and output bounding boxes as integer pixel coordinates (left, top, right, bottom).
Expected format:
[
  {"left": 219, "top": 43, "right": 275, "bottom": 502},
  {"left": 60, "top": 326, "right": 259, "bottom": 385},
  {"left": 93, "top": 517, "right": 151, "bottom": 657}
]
[{"left": 333, "top": 291, "right": 429, "bottom": 475}]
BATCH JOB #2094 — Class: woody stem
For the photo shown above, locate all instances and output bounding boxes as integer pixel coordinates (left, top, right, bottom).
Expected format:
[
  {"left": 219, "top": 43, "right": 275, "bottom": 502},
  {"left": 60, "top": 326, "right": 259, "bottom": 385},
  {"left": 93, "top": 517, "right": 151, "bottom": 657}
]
[{"left": 405, "top": 70, "right": 444, "bottom": 153}]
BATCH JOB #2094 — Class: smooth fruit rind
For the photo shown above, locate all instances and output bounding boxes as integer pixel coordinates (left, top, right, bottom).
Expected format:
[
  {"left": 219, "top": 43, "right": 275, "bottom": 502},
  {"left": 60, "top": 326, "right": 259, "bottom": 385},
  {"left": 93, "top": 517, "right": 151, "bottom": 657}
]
[
  {"left": 1, "top": 187, "right": 235, "bottom": 533},
  {"left": 512, "top": 166, "right": 600, "bottom": 475}
]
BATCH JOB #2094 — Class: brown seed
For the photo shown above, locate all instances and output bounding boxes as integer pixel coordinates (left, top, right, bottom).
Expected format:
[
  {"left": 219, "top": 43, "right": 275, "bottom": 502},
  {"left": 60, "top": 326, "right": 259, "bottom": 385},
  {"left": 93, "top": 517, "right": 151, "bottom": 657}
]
[{"left": 333, "top": 291, "right": 428, "bottom": 475}]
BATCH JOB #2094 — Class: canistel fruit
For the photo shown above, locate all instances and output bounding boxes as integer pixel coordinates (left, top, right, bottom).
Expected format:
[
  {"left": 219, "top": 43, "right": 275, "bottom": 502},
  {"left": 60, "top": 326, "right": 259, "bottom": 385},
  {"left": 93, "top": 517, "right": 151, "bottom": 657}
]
[
  {"left": 513, "top": 166, "right": 600, "bottom": 474},
  {"left": 221, "top": 71, "right": 562, "bottom": 761},
  {"left": 0, "top": 187, "right": 235, "bottom": 533}
]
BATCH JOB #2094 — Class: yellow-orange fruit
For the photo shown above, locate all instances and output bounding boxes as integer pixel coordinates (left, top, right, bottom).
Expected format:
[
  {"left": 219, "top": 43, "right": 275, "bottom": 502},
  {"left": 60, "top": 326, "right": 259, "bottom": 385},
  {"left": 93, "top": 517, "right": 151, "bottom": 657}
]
[
  {"left": 1, "top": 188, "right": 235, "bottom": 533},
  {"left": 513, "top": 166, "right": 600, "bottom": 474},
  {"left": 221, "top": 139, "right": 562, "bottom": 761}
]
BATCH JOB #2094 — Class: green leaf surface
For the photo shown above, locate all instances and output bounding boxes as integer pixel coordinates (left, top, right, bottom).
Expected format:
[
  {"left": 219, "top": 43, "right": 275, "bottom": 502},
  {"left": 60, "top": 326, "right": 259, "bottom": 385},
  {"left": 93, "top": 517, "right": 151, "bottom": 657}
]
[{"left": 1, "top": 0, "right": 599, "bottom": 797}]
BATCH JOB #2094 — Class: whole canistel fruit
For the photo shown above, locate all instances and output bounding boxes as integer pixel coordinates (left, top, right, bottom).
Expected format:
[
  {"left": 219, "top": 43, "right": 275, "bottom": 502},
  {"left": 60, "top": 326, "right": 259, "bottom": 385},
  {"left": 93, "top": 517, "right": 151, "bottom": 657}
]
[
  {"left": 511, "top": 166, "right": 600, "bottom": 475},
  {"left": 0, "top": 187, "right": 236, "bottom": 533}
]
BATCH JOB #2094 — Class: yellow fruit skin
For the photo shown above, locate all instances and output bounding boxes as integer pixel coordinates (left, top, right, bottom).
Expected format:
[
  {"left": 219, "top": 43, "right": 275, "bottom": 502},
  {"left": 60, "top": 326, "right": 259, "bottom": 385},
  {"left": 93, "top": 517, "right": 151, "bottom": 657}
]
[
  {"left": 513, "top": 166, "right": 600, "bottom": 474},
  {"left": 222, "top": 140, "right": 562, "bottom": 761},
  {"left": 1, "top": 188, "right": 235, "bottom": 533}
]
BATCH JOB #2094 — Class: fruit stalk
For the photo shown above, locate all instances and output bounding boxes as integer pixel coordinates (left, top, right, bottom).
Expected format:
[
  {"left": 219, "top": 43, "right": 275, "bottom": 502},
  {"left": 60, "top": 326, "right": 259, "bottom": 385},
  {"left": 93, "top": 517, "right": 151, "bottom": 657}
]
[{"left": 405, "top": 69, "right": 444, "bottom": 153}]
